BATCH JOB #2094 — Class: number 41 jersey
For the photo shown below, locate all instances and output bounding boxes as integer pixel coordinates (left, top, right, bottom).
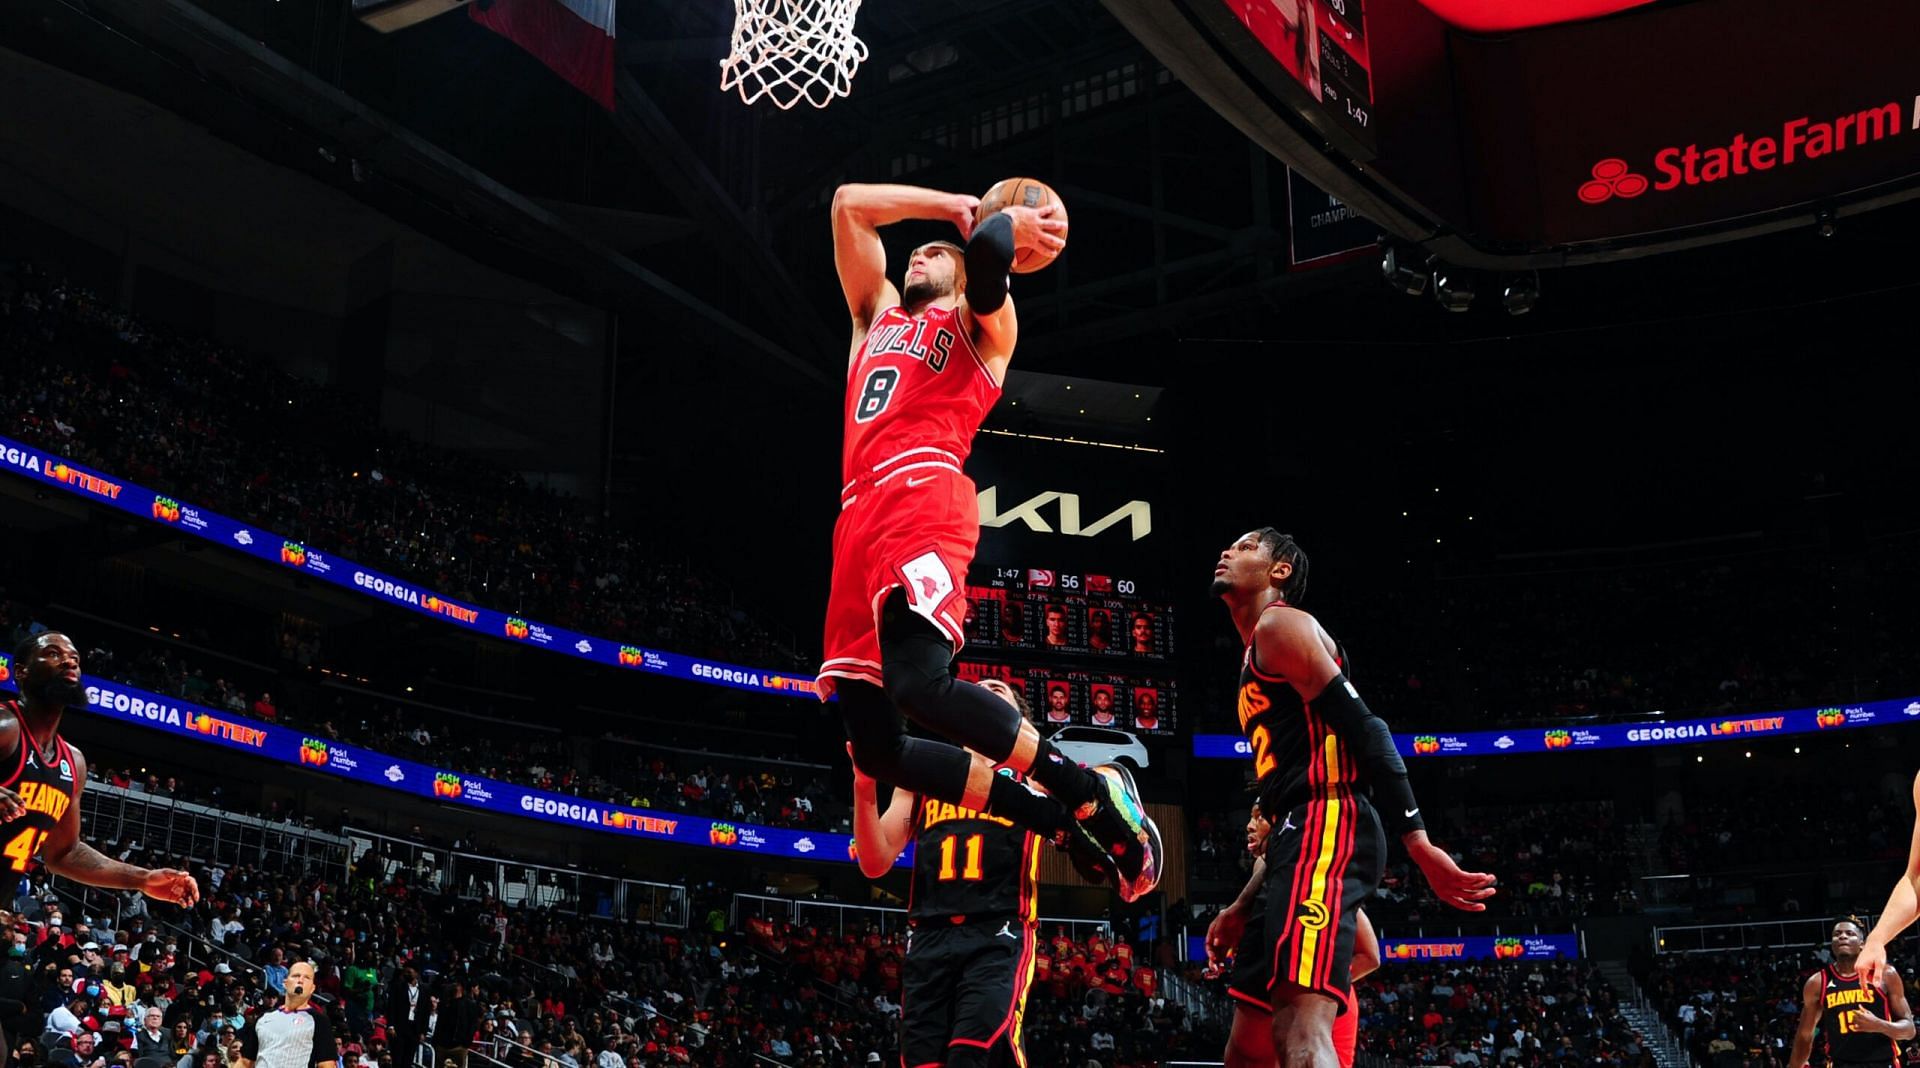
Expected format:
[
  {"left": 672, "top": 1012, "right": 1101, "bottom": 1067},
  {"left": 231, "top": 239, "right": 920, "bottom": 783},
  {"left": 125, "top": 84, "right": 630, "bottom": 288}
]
[
  {"left": 910, "top": 787, "right": 1041, "bottom": 923},
  {"left": 842, "top": 304, "right": 1000, "bottom": 486},
  {"left": 0, "top": 703, "right": 75, "bottom": 873}
]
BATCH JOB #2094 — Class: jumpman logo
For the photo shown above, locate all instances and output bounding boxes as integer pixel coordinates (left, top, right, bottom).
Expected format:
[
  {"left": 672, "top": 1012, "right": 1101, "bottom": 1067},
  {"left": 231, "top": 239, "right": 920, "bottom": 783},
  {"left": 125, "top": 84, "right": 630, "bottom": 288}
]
[
  {"left": 1279, "top": 814, "right": 1298, "bottom": 835},
  {"left": 997, "top": 922, "right": 1017, "bottom": 940}
]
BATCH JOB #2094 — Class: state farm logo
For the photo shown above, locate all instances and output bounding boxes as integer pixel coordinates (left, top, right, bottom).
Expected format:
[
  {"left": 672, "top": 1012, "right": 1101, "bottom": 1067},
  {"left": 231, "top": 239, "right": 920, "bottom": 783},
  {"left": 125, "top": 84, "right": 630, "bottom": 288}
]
[
  {"left": 151, "top": 497, "right": 182, "bottom": 523},
  {"left": 1577, "top": 159, "right": 1649, "bottom": 204},
  {"left": 504, "top": 618, "right": 530, "bottom": 640},
  {"left": 1579, "top": 100, "right": 1907, "bottom": 206},
  {"left": 432, "top": 772, "right": 464, "bottom": 799},
  {"left": 297, "top": 739, "right": 330, "bottom": 766},
  {"left": 280, "top": 541, "right": 307, "bottom": 567}
]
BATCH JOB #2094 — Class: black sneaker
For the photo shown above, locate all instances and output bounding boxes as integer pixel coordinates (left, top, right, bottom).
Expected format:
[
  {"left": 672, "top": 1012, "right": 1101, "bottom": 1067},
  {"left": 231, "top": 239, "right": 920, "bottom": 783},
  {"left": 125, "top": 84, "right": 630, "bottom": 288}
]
[{"left": 1071, "top": 763, "right": 1162, "bottom": 902}]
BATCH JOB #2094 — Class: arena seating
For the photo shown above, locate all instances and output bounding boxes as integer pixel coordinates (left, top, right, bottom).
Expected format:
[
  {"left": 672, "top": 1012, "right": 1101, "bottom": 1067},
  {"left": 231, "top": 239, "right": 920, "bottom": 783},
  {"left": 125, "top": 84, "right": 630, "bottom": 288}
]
[{"left": 0, "top": 262, "right": 804, "bottom": 672}]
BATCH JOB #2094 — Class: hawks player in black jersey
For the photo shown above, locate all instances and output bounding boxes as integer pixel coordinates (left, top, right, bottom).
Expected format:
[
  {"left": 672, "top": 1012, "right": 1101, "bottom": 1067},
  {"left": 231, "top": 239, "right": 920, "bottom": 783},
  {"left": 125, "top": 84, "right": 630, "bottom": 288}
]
[
  {"left": 1, "top": 634, "right": 198, "bottom": 1060},
  {"left": 1207, "top": 529, "right": 1492, "bottom": 1068},
  {"left": 853, "top": 679, "right": 1042, "bottom": 1068},
  {"left": 1790, "top": 917, "right": 1914, "bottom": 1068}
]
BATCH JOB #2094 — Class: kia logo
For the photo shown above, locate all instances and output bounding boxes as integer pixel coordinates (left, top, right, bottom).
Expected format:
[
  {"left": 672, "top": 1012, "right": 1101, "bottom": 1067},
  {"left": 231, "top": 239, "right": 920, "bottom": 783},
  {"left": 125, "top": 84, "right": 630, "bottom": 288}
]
[{"left": 1578, "top": 158, "right": 1650, "bottom": 204}]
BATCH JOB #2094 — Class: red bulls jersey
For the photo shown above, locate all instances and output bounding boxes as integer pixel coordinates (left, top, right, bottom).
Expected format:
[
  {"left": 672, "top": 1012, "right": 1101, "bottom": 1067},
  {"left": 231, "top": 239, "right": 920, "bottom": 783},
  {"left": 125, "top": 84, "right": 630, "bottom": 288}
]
[
  {"left": 908, "top": 788, "right": 1040, "bottom": 922},
  {"left": 0, "top": 705, "right": 75, "bottom": 873},
  {"left": 842, "top": 304, "right": 998, "bottom": 485}
]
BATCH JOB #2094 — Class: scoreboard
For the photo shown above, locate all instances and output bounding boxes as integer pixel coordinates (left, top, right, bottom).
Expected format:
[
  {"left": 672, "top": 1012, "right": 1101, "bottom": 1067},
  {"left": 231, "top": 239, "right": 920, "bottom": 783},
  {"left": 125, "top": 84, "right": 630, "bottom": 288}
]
[
  {"left": 959, "top": 566, "right": 1177, "bottom": 736},
  {"left": 1220, "top": 0, "right": 1375, "bottom": 149}
]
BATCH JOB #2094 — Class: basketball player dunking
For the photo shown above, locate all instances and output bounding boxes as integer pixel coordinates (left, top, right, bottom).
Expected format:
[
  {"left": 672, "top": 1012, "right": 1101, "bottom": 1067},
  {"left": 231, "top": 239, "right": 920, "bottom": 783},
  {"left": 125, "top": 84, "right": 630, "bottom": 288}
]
[
  {"left": 2, "top": 634, "right": 199, "bottom": 1062},
  {"left": 853, "top": 680, "right": 1043, "bottom": 1068},
  {"left": 1207, "top": 529, "right": 1493, "bottom": 1068},
  {"left": 820, "top": 183, "right": 1161, "bottom": 901},
  {"left": 1791, "top": 917, "right": 1914, "bottom": 1068}
]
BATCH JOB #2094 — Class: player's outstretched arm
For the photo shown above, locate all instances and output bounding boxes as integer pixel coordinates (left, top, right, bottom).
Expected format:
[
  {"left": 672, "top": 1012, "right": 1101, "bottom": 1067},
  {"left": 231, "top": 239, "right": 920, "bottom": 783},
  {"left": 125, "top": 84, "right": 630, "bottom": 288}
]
[
  {"left": 41, "top": 745, "right": 199, "bottom": 905},
  {"left": 832, "top": 184, "right": 979, "bottom": 329},
  {"left": 1860, "top": 771, "right": 1920, "bottom": 986},
  {"left": 1787, "top": 971, "right": 1826, "bottom": 1068},
  {"left": 1206, "top": 855, "right": 1267, "bottom": 972},
  {"left": 961, "top": 205, "right": 1066, "bottom": 376},
  {"left": 1351, "top": 908, "right": 1381, "bottom": 982},
  {"left": 1253, "top": 609, "right": 1494, "bottom": 912},
  {"left": 848, "top": 743, "right": 916, "bottom": 879}
]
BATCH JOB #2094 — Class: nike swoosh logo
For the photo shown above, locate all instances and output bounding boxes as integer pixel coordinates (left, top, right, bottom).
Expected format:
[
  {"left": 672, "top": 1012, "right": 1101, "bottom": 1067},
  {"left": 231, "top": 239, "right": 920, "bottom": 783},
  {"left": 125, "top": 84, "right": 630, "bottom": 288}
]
[
  {"left": 905, "top": 475, "right": 935, "bottom": 488},
  {"left": 1405, "top": 808, "right": 1420, "bottom": 818}
]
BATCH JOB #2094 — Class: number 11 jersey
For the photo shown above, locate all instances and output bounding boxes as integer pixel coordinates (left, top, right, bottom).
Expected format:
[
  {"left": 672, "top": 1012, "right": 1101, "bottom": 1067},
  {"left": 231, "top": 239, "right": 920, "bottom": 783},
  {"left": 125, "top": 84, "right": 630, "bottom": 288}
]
[{"left": 910, "top": 788, "right": 1040, "bottom": 922}]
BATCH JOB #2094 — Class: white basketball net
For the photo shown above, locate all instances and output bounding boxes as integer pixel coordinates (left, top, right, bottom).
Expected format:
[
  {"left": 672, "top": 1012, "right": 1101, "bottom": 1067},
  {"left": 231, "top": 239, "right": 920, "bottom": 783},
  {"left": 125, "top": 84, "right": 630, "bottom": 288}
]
[{"left": 720, "top": 0, "right": 868, "bottom": 110}]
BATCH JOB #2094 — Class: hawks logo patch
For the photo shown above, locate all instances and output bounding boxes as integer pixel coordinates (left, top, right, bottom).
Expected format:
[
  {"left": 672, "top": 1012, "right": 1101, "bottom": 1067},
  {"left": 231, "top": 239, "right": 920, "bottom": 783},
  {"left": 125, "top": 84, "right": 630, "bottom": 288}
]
[{"left": 1295, "top": 899, "right": 1331, "bottom": 932}]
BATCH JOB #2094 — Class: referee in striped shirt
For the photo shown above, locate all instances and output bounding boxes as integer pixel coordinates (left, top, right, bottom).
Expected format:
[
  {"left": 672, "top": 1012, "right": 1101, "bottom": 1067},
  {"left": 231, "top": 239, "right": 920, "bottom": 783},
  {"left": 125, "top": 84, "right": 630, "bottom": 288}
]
[{"left": 237, "top": 963, "right": 337, "bottom": 1068}]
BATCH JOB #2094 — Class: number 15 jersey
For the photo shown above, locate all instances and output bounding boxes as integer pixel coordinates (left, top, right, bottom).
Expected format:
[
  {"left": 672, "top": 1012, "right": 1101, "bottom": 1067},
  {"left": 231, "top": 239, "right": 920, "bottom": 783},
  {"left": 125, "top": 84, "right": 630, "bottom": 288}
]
[
  {"left": 0, "top": 703, "right": 75, "bottom": 873},
  {"left": 841, "top": 304, "right": 999, "bottom": 487}
]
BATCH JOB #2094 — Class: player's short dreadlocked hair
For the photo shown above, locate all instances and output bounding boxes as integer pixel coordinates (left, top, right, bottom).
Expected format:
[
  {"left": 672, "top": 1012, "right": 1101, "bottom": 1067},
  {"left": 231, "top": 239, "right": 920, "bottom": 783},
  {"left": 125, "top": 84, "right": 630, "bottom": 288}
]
[
  {"left": 1837, "top": 914, "right": 1867, "bottom": 932},
  {"left": 1253, "top": 528, "right": 1310, "bottom": 606}
]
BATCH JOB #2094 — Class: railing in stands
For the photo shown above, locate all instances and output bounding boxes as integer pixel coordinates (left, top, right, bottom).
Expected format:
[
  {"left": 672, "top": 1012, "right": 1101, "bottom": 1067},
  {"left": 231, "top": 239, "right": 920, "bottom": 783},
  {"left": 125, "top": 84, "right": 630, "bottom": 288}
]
[
  {"left": 79, "top": 781, "right": 352, "bottom": 879},
  {"left": 344, "top": 827, "right": 687, "bottom": 926},
  {"left": 729, "top": 891, "right": 1112, "bottom": 941},
  {"left": 1652, "top": 915, "right": 1874, "bottom": 955}
]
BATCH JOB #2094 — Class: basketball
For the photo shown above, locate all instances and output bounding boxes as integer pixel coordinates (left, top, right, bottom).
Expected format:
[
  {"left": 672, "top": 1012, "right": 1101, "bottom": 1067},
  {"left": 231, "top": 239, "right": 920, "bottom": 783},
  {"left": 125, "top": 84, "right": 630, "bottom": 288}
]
[{"left": 976, "top": 177, "right": 1068, "bottom": 273}]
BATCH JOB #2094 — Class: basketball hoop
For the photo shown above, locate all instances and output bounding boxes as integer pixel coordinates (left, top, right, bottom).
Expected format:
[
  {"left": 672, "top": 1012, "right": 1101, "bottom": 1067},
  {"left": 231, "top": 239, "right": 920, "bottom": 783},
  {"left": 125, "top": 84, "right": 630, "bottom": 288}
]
[{"left": 720, "top": 0, "right": 868, "bottom": 110}]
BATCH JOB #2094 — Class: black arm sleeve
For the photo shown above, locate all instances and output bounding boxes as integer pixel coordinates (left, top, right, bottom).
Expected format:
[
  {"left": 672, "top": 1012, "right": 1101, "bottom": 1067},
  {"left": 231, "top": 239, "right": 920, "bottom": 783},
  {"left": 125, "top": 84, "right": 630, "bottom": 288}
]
[
  {"left": 1308, "top": 673, "right": 1426, "bottom": 838},
  {"left": 963, "top": 211, "right": 1015, "bottom": 315}
]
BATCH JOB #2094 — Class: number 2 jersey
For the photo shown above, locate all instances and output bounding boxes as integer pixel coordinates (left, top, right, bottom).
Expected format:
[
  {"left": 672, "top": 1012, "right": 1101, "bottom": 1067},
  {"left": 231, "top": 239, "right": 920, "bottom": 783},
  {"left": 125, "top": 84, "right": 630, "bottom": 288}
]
[
  {"left": 841, "top": 304, "right": 999, "bottom": 487},
  {"left": 1235, "top": 611, "right": 1354, "bottom": 817},
  {"left": 0, "top": 703, "right": 75, "bottom": 872},
  {"left": 1819, "top": 964, "right": 1901, "bottom": 1064},
  {"left": 909, "top": 783, "right": 1041, "bottom": 923}
]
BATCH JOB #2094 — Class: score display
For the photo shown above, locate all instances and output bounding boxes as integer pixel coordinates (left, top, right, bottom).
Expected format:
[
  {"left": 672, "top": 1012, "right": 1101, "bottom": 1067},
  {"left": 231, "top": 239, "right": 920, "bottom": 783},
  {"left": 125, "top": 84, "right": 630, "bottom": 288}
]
[
  {"left": 958, "top": 566, "right": 1177, "bottom": 735},
  {"left": 1221, "top": 0, "right": 1374, "bottom": 147},
  {"left": 963, "top": 568, "right": 1173, "bottom": 661}
]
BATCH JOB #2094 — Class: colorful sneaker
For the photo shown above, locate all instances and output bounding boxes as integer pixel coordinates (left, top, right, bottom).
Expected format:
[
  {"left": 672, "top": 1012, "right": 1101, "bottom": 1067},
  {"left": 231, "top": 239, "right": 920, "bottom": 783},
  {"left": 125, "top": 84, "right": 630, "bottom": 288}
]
[{"left": 1071, "top": 762, "right": 1162, "bottom": 902}]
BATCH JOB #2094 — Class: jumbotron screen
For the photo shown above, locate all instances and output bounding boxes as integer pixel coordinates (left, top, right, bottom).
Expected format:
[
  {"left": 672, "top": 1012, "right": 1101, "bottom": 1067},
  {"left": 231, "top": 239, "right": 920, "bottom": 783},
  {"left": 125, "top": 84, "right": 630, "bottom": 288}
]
[
  {"left": 1222, "top": 0, "right": 1374, "bottom": 147},
  {"left": 958, "top": 566, "right": 1177, "bottom": 736}
]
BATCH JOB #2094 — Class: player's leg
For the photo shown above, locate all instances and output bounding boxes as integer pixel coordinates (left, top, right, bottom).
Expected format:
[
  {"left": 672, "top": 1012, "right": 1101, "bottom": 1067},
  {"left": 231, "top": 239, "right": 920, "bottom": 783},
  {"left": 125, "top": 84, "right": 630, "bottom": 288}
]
[
  {"left": 1271, "top": 989, "right": 1341, "bottom": 1068},
  {"left": 1223, "top": 1005, "right": 1277, "bottom": 1068},
  {"left": 877, "top": 589, "right": 1162, "bottom": 899},
  {"left": 1266, "top": 798, "right": 1387, "bottom": 1068},
  {"left": 901, "top": 927, "right": 957, "bottom": 1068},
  {"left": 941, "top": 922, "right": 1030, "bottom": 1068}
]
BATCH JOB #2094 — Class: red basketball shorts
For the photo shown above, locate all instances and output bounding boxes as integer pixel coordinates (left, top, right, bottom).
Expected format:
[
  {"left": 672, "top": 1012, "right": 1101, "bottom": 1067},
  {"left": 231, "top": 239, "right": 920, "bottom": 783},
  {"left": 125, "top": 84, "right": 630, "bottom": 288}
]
[{"left": 817, "top": 449, "right": 978, "bottom": 700}]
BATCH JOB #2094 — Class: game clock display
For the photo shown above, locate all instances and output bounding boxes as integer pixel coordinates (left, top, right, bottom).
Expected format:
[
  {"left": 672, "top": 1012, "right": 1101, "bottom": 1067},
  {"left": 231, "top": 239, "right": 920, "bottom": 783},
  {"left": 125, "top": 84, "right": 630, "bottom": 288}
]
[
  {"left": 957, "top": 662, "right": 1175, "bottom": 735},
  {"left": 1222, "top": 0, "right": 1374, "bottom": 147}
]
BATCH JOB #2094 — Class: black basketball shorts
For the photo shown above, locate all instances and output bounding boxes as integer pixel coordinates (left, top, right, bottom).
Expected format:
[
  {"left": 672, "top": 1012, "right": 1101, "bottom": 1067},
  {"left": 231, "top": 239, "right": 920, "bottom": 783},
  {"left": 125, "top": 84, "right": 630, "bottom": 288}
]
[
  {"left": 1229, "top": 792, "right": 1385, "bottom": 1014},
  {"left": 901, "top": 917, "right": 1037, "bottom": 1067}
]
